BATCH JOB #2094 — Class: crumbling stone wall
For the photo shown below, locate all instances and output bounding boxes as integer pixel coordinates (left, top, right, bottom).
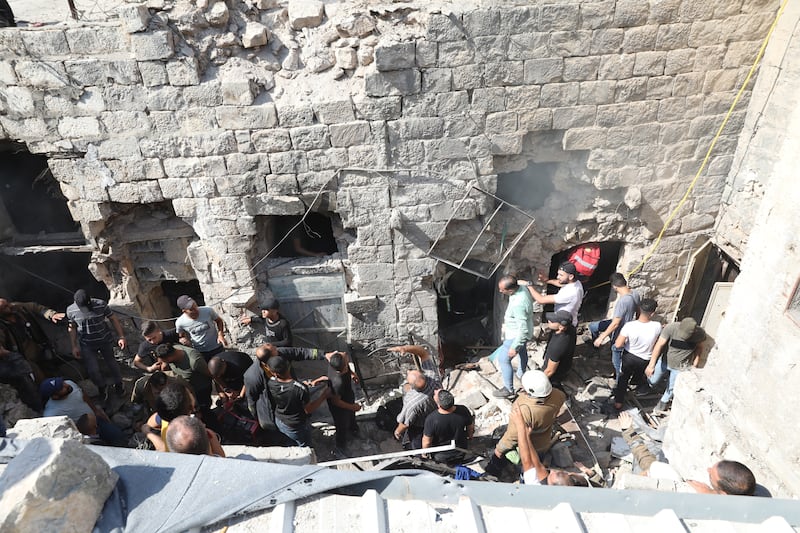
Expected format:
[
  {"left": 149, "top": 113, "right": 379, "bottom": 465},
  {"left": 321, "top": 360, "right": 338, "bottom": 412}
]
[
  {"left": 0, "top": 0, "right": 780, "bottom": 348},
  {"left": 664, "top": 1, "right": 800, "bottom": 498}
]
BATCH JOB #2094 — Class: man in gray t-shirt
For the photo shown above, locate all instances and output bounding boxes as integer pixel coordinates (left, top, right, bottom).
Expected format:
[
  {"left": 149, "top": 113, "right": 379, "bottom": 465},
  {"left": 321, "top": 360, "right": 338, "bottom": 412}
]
[
  {"left": 175, "top": 295, "right": 226, "bottom": 361},
  {"left": 586, "top": 273, "right": 640, "bottom": 379},
  {"left": 645, "top": 317, "right": 707, "bottom": 413}
]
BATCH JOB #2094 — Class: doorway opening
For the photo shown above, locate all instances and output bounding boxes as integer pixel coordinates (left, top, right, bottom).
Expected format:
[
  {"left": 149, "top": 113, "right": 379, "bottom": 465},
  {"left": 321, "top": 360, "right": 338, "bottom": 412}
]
[
  {"left": 160, "top": 279, "right": 205, "bottom": 318},
  {"left": 435, "top": 264, "right": 496, "bottom": 368},
  {"left": 545, "top": 241, "right": 624, "bottom": 322}
]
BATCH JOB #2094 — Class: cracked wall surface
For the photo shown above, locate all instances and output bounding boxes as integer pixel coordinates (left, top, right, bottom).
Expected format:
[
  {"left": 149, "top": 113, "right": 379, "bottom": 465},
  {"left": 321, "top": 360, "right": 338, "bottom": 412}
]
[{"left": 0, "top": 0, "right": 781, "bottom": 351}]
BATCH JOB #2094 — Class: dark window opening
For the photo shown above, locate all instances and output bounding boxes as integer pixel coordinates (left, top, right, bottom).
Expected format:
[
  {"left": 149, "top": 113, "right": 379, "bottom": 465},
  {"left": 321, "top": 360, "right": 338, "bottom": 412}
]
[
  {"left": 0, "top": 142, "right": 80, "bottom": 241},
  {"left": 259, "top": 213, "right": 339, "bottom": 259},
  {"left": 160, "top": 280, "right": 204, "bottom": 318},
  {"left": 0, "top": 252, "right": 108, "bottom": 312},
  {"left": 436, "top": 265, "right": 496, "bottom": 367},
  {"left": 546, "top": 241, "right": 624, "bottom": 322},
  {"left": 679, "top": 245, "right": 739, "bottom": 323}
]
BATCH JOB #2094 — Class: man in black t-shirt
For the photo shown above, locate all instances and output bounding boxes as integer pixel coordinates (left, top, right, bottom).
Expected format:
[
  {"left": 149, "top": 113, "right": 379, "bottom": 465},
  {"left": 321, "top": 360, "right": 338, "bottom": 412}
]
[
  {"left": 422, "top": 390, "right": 474, "bottom": 465},
  {"left": 239, "top": 298, "right": 292, "bottom": 347},
  {"left": 265, "top": 355, "right": 329, "bottom": 447},
  {"left": 541, "top": 310, "right": 576, "bottom": 390},
  {"left": 208, "top": 350, "right": 254, "bottom": 403},
  {"left": 312, "top": 352, "right": 361, "bottom": 454},
  {"left": 135, "top": 321, "right": 180, "bottom": 373}
]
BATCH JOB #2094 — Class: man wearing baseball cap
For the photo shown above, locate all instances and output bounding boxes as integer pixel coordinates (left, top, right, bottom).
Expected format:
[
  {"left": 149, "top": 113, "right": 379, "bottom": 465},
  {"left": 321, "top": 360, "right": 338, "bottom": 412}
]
[
  {"left": 525, "top": 261, "right": 584, "bottom": 327},
  {"left": 40, "top": 377, "right": 126, "bottom": 446},
  {"left": 239, "top": 297, "right": 292, "bottom": 347},
  {"left": 175, "top": 295, "right": 226, "bottom": 361},
  {"left": 541, "top": 310, "right": 576, "bottom": 390}
]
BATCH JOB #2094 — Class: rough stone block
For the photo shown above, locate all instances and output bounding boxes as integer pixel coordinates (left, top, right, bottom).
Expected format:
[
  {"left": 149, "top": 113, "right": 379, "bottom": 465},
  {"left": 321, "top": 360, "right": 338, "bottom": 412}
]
[
  {"left": 473, "top": 36, "right": 508, "bottom": 63},
  {"left": 591, "top": 29, "right": 624, "bottom": 55},
  {"left": 541, "top": 4, "right": 580, "bottom": 31},
  {"left": 277, "top": 103, "right": 314, "bottom": 127},
  {"left": 347, "top": 144, "right": 384, "bottom": 168},
  {"left": 8, "top": 416, "right": 83, "bottom": 441},
  {"left": 216, "top": 104, "right": 277, "bottom": 129},
  {"left": 163, "top": 156, "right": 226, "bottom": 178},
  {"left": 647, "top": 76, "right": 674, "bottom": 99},
  {"left": 242, "top": 22, "right": 269, "bottom": 48},
  {"left": 166, "top": 57, "right": 199, "bottom": 86},
  {"left": 365, "top": 69, "right": 420, "bottom": 97},
  {"left": 375, "top": 41, "right": 415, "bottom": 71},
  {"left": 598, "top": 54, "right": 635, "bottom": 80},
  {"left": 421, "top": 68, "right": 451, "bottom": 93},
  {"left": 415, "top": 39, "right": 437, "bottom": 68},
  {"left": 58, "top": 117, "right": 101, "bottom": 138},
  {"left": 0, "top": 61, "right": 16, "bottom": 84},
  {"left": 485, "top": 111, "right": 517, "bottom": 134},
  {"left": 507, "top": 32, "right": 549, "bottom": 60},
  {"left": 0, "top": 117, "right": 50, "bottom": 140},
  {"left": 426, "top": 12, "right": 464, "bottom": 42},
  {"left": 633, "top": 51, "right": 666, "bottom": 76},
  {"left": 656, "top": 23, "right": 690, "bottom": 50},
  {"left": 329, "top": 121, "right": 371, "bottom": 147},
  {"left": 452, "top": 64, "right": 484, "bottom": 90},
  {"left": 96, "top": 138, "right": 142, "bottom": 159},
  {"left": 269, "top": 151, "right": 308, "bottom": 174},
  {"left": 243, "top": 194, "right": 304, "bottom": 215},
  {"left": 0, "top": 438, "right": 118, "bottom": 533},
  {"left": 387, "top": 117, "right": 443, "bottom": 141},
  {"left": 563, "top": 128, "right": 607, "bottom": 150},
  {"left": 437, "top": 40, "right": 474, "bottom": 67},
  {"left": 221, "top": 78, "right": 257, "bottom": 106},
  {"left": 305, "top": 148, "right": 347, "bottom": 171},
  {"left": 314, "top": 99, "right": 355, "bottom": 124},
  {"left": 147, "top": 85, "right": 184, "bottom": 111},
  {"left": 540, "top": 83, "right": 579, "bottom": 108},
  {"left": 118, "top": 4, "right": 149, "bottom": 33},
  {"left": 552, "top": 106, "right": 596, "bottom": 129},
  {"left": 288, "top": 0, "right": 324, "bottom": 30},
  {"left": 579, "top": 81, "right": 616, "bottom": 105},
  {"left": 335, "top": 47, "right": 358, "bottom": 70},
  {"left": 184, "top": 81, "right": 222, "bottom": 107},
  {"left": 518, "top": 108, "right": 552, "bottom": 131},
  {"left": 20, "top": 30, "right": 69, "bottom": 56},
  {"left": 66, "top": 26, "right": 123, "bottom": 55},
  {"left": 65, "top": 59, "right": 140, "bottom": 86},
  {"left": 159, "top": 177, "right": 191, "bottom": 199},
  {"left": 523, "top": 58, "right": 563, "bottom": 84},
  {"left": 490, "top": 134, "right": 523, "bottom": 155},
  {"left": 130, "top": 31, "right": 174, "bottom": 61},
  {"left": 1, "top": 86, "right": 35, "bottom": 115},
  {"left": 563, "top": 56, "right": 601, "bottom": 81},
  {"left": 615, "top": 78, "right": 647, "bottom": 102},
  {"left": 614, "top": 0, "right": 649, "bottom": 27},
  {"left": 471, "top": 87, "right": 505, "bottom": 113},
  {"left": 138, "top": 60, "right": 168, "bottom": 87},
  {"left": 664, "top": 49, "right": 695, "bottom": 75},
  {"left": 251, "top": 129, "right": 292, "bottom": 152},
  {"left": 109, "top": 181, "right": 163, "bottom": 202},
  {"left": 622, "top": 25, "right": 657, "bottom": 53},
  {"left": 485, "top": 61, "right": 523, "bottom": 86},
  {"left": 14, "top": 61, "right": 68, "bottom": 89},
  {"left": 424, "top": 137, "right": 468, "bottom": 161},
  {"left": 549, "top": 31, "right": 592, "bottom": 57},
  {"left": 289, "top": 125, "right": 330, "bottom": 151},
  {"left": 435, "top": 91, "right": 469, "bottom": 117}
]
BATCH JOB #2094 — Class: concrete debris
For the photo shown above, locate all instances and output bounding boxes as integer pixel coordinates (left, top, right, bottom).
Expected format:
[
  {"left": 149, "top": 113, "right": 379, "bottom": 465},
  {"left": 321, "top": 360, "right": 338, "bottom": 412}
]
[
  {"left": 288, "top": 0, "right": 325, "bottom": 30},
  {"left": 0, "top": 438, "right": 118, "bottom": 533},
  {"left": 242, "top": 22, "right": 269, "bottom": 49},
  {"left": 223, "top": 444, "right": 316, "bottom": 465},
  {"left": 337, "top": 13, "right": 377, "bottom": 38},
  {"left": 206, "top": 1, "right": 230, "bottom": 27},
  {"left": 7, "top": 416, "right": 83, "bottom": 442}
]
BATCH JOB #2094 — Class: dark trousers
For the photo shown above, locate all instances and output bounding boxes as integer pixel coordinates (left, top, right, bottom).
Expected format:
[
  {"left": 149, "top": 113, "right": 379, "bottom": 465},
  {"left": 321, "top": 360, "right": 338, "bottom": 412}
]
[
  {"left": 402, "top": 426, "right": 424, "bottom": 450},
  {"left": 614, "top": 351, "right": 649, "bottom": 405},
  {"left": 330, "top": 405, "right": 355, "bottom": 448}
]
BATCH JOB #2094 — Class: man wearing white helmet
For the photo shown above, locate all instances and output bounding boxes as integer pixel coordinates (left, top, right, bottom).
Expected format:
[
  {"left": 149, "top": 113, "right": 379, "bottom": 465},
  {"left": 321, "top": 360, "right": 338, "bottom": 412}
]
[{"left": 484, "top": 370, "right": 565, "bottom": 477}]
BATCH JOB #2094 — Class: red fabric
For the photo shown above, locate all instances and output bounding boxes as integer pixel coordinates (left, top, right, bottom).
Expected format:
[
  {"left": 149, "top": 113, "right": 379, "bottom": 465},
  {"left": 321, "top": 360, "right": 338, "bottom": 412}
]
[{"left": 569, "top": 245, "right": 600, "bottom": 277}]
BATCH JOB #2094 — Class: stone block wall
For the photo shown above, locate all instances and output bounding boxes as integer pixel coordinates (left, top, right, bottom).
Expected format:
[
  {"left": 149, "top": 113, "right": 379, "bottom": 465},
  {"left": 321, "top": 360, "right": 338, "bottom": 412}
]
[
  {"left": 0, "top": 0, "right": 781, "bottom": 347},
  {"left": 664, "top": 1, "right": 800, "bottom": 498}
]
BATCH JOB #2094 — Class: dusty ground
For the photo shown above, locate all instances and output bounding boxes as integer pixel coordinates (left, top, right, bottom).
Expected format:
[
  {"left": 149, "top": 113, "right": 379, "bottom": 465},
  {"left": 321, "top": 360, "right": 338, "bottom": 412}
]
[{"left": 7, "top": 0, "right": 121, "bottom": 25}]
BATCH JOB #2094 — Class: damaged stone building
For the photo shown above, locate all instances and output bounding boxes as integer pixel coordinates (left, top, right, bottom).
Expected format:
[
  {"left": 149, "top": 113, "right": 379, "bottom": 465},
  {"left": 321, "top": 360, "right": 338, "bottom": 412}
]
[{"left": 1, "top": 0, "right": 799, "bottom": 499}]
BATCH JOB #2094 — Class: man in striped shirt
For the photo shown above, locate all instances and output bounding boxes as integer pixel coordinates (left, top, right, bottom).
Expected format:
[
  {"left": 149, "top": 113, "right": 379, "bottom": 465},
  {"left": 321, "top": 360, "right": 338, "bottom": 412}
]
[
  {"left": 67, "top": 290, "right": 126, "bottom": 397},
  {"left": 389, "top": 345, "right": 441, "bottom": 450}
]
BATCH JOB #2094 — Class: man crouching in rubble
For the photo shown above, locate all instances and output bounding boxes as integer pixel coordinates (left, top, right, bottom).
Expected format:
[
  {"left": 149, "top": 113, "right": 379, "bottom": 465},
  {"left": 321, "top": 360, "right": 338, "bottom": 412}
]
[
  {"left": 388, "top": 344, "right": 441, "bottom": 450},
  {"left": 484, "top": 370, "right": 565, "bottom": 478}
]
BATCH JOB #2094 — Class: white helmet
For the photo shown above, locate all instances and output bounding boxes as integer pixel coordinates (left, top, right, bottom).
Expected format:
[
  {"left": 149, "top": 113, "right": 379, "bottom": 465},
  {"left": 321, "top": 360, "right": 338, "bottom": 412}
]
[{"left": 521, "top": 370, "right": 552, "bottom": 398}]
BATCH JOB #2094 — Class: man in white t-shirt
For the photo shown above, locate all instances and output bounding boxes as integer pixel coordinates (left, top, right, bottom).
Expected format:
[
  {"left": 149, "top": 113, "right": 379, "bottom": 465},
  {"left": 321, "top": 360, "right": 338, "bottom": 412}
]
[
  {"left": 610, "top": 298, "right": 661, "bottom": 413},
  {"left": 526, "top": 262, "right": 584, "bottom": 326}
]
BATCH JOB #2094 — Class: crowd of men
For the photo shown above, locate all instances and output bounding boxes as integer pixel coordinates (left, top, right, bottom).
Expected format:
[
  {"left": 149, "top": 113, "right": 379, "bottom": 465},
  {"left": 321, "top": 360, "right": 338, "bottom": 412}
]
[{"left": 0, "top": 266, "right": 757, "bottom": 494}]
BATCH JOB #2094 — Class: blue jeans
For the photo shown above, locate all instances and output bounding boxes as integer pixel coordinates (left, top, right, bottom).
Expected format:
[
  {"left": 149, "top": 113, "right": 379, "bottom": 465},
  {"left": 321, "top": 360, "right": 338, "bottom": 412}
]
[
  {"left": 490, "top": 338, "right": 527, "bottom": 393},
  {"left": 647, "top": 357, "right": 669, "bottom": 388},
  {"left": 275, "top": 417, "right": 312, "bottom": 447},
  {"left": 652, "top": 366, "right": 681, "bottom": 403},
  {"left": 588, "top": 319, "right": 623, "bottom": 378},
  {"left": 81, "top": 341, "right": 122, "bottom": 389}
]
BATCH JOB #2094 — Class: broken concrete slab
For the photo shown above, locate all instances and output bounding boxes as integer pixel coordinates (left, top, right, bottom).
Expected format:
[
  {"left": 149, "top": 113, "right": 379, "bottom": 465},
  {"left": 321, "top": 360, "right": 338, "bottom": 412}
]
[
  {"left": 0, "top": 438, "right": 118, "bottom": 533},
  {"left": 223, "top": 445, "right": 316, "bottom": 466},
  {"left": 7, "top": 416, "right": 83, "bottom": 442}
]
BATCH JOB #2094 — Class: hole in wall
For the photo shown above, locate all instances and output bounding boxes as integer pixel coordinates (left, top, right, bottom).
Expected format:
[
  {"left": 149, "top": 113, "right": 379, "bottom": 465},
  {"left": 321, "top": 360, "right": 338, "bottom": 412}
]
[
  {"left": 259, "top": 212, "right": 339, "bottom": 258},
  {"left": 495, "top": 162, "right": 558, "bottom": 211},
  {"left": 160, "top": 279, "right": 204, "bottom": 318},
  {"left": 545, "top": 241, "right": 624, "bottom": 322}
]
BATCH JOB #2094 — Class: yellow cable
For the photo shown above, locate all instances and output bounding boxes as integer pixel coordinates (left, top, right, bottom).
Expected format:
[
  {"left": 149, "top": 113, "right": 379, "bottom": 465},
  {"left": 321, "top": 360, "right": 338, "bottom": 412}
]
[{"left": 626, "top": 0, "right": 790, "bottom": 279}]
